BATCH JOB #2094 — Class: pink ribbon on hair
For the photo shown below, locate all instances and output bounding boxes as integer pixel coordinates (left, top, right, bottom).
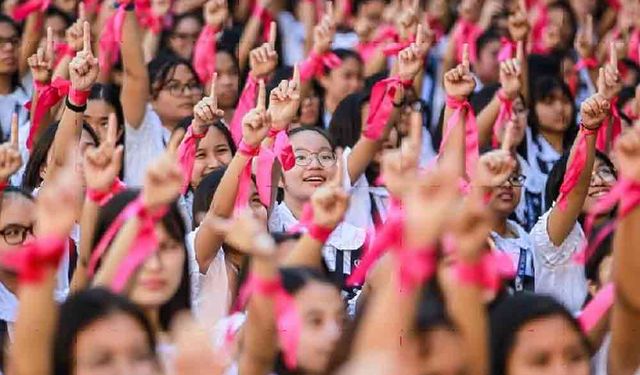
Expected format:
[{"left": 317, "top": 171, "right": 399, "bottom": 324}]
[
  {"left": 12, "top": 0, "right": 50, "bottom": 20},
  {"left": 454, "top": 251, "right": 516, "bottom": 292},
  {"left": 451, "top": 19, "right": 481, "bottom": 64},
  {"left": 492, "top": 90, "right": 513, "bottom": 148},
  {"left": 574, "top": 57, "right": 598, "bottom": 72},
  {"left": 299, "top": 51, "right": 342, "bottom": 82},
  {"left": 86, "top": 197, "right": 169, "bottom": 290},
  {"left": 596, "top": 97, "right": 621, "bottom": 153},
  {"left": 578, "top": 283, "right": 614, "bottom": 332},
  {"left": 574, "top": 177, "right": 640, "bottom": 264},
  {"left": 234, "top": 141, "right": 260, "bottom": 214},
  {"left": 98, "top": 1, "right": 128, "bottom": 76},
  {"left": 177, "top": 125, "right": 207, "bottom": 194},
  {"left": 236, "top": 273, "right": 301, "bottom": 369},
  {"left": 363, "top": 76, "right": 412, "bottom": 141},
  {"left": 193, "top": 25, "right": 219, "bottom": 85},
  {"left": 25, "top": 78, "right": 71, "bottom": 150},
  {"left": 498, "top": 37, "right": 517, "bottom": 62},
  {"left": 0, "top": 236, "right": 66, "bottom": 283},
  {"left": 439, "top": 96, "right": 480, "bottom": 179},
  {"left": 229, "top": 75, "right": 259, "bottom": 145},
  {"left": 557, "top": 127, "right": 596, "bottom": 211}
]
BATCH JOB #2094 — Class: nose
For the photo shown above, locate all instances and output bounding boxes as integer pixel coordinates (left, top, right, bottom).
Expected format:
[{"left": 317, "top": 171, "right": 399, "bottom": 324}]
[
  {"left": 143, "top": 251, "right": 163, "bottom": 271},
  {"left": 206, "top": 155, "right": 224, "bottom": 171},
  {"left": 307, "top": 155, "right": 323, "bottom": 169},
  {"left": 325, "top": 320, "right": 342, "bottom": 345}
]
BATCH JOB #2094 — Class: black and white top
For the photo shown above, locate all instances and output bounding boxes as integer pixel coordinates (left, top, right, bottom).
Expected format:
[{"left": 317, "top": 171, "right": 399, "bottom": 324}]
[
  {"left": 490, "top": 220, "right": 535, "bottom": 293},
  {"left": 525, "top": 127, "right": 562, "bottom": 177},
  {"left": 512, "top": 154, "right": 547, "bottom": 232}
]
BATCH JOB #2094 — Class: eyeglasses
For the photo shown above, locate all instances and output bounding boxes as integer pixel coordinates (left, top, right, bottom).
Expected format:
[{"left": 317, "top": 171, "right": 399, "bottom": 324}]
[
  {"left": 170, "top": 32, "right": 199, "bottom": 42},
  {"left": 294, "top": 150, "right": 337, "bottom": 168},
  {"left": 590, "top": 167, "right": 616, "bottom": 185},
  {"left": 0, "top": 36, "right": 19, "bottom": 48},
  {"left": 505, "top": 174, "right": 526, "bottom": 187},
  {"left": 0, "top": 224, "right": 33, "bottom": 246},
  {"left": 163, "top": 82, "right": 203, "bottom": 97}
]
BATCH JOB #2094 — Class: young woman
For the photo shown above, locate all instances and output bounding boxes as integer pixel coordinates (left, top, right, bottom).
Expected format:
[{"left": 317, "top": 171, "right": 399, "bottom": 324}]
[
  {"left": 160, "top": 11, "right": 204, "bottom": 61},
  {"left": 318, "top": 49, "right": 364, "bottom": 128}
]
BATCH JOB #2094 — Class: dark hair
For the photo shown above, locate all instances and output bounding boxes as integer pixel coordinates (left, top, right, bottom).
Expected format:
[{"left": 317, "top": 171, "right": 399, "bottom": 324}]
[
  {"left": 287, "top": 126, "right": 336, "bottom": 150},
  {"left": 176, "top": 116, "right": 235, "bottom": 156},
  {"left": 45, "top": 5, "right": 74, "bottom": 29},
  {"left": 544, "top": 149, "right": 616, "bottom": 211},
  {"left": 89, "top": 83, "right": 125, "bottom": 128},
  {"left": 0, "top": 15, "right": 22, "bottom": 92},
  {"left": 547, "top": 1, "right": 578, "bottom": 53},
  {"left": 526, "top": 75, "right": 577, "bottom": 154},
  {"left": 22, "top": 122, "right": 100, "bottom": 192},
  {"left": 490, "top": 293, "right": 590, "bottom": 375},
  {"left": 328, "top": 92, "right": 368, "bottom": 149},
  {"left": 192, "top": 166, "right": 227, "bottom": 227},
  {"left": 1, "top": 185, "right": 34, "bottom": 202},
  {"left": 91, "top": 189, "right": 191, "bottom": 331},
  {"left": 53, "top": 288, "right": 157, "bottom": 375},
  {"left": 352, "top": 0, "right": 387, "bottom": 15},
  {"left": 158, "top": 11, "right": 204, "bottom": 58},
  {"left": 584, "top": 223, "right": 613, "bottom": 285},
  {"left": 148, "top": 53, "right": 199, "bottom": 99},
  {"left": 476, "top": 27, "right": 502, "bottom": 57},
  {"left": 323, "top": 49, "right": 363, "bottom": 76}
]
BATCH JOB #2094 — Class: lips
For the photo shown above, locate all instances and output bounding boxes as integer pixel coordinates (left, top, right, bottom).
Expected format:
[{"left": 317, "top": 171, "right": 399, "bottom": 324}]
[
  {"left": 140, "top": 278, "right": 167, "bottom": 291},
  {"left": 589, "top": 187, "right": 611, "bottom": 198},
  {"left": 303, "top": 175, "right": 326, "bottom": 186}
]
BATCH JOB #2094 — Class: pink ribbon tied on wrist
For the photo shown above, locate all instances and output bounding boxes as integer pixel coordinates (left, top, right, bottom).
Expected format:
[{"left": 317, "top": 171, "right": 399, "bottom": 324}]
[
  {"left": 439, "top": 96, "right": 480, "bottom": 180},
  {"left": 287, "top": 203, "right": 334, "bottom": 242},
  {"left": 363, "top": 76, "right": 412, "bottom": 141},
  {"left": 299, "top": 51, "right": 342, "bottom": 82},
  {"left": 454, "top": 251, "right": 516, "bottom": 292},
  {"left": 574, "top": 57, "right": 598, "bottom": 72},
  {"left": 493, "top": 90, "right": 513, "bottom": 148},
  {"left": 25, "top": 78, "right": 71, "bottom": 150},
  {"left": 234, "top": 141, "right": 260, "bottom": 214},
  {"left": 194, "top": 25, "right": 220, "bottom": 85},
  {"left": 177, "top": 125, "right": 208, "bottom": 194},
  {"left": 0, "top": 236, "right": 66, "bottom": 283},
  {"left": 87, "top": 178, "right": 127, "bottom": 206},
  {"left": 596, "top": 97, "right": 621, "bottom": 153},
  {"left": 557, "top": 126, "right": 597, "bottom": 211}
]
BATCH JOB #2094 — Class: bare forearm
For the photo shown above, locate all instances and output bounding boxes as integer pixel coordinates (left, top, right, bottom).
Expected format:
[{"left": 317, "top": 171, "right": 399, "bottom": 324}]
[
  {"left": 93, "top": 217, "right": 141, "bottom": 288},
  {"left": 281, "top": 235, "right": 324, "bottom": 268},
  {"left": 71, "top": 199, "right": 99, "bottom": 292},
  {"left": 476, "top": 95, "right": 501, "bottom": 148}
]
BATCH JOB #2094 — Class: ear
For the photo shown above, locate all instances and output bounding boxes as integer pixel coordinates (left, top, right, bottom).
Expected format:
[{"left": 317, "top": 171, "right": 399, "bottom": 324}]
[{"left": 587, "top": 280, "right": 599, "bottom": 298}]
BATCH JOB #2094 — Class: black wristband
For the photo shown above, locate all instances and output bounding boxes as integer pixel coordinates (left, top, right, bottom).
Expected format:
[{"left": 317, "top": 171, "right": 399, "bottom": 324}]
[{"left": 66, "top": 97, "right": 87, "bottom": 113}]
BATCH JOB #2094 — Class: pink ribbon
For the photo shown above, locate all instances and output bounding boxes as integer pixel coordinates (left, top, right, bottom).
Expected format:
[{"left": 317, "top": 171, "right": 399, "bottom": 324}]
[
  {"left": 234, "top": 141, "right": 260, "bottom": 213},
  {"left": 287, "top": 203, "right": 334, "bottom": 242},
  {"left": 229, "top": 75, "right": 258, "bottom": 146},
  {"left": 0, "top": 236, "right": 66, "bottom": 283},
  {"left": 87, "top": 197, "right": 169, "bottom": 291},
  {"left": 98, "top": 1, "right": 128, "bottom": 76},
  {"left": 236, "top": 273, "right": 301, "bottom": 369},
  {"left": 454, "top": 251, "right": 516, "bottom": 292},
  {"left": 355, "top": 25, "right": 398, "bottom": 61},
  {"left": 557, "top": 127, "right": 596, "bottom": 211},
  {"left": 493, "top": 90, "right": 513, "bottom": 148},
  {"left": 629, "top": 29, "right": 640, "bottom": 65},
  {"left": 135, "top": 0, "right": 166, "bottom": 34},
  {"left": 498, "top": 37, "right": 517, "bottom": 62},
  {"left": 451, "top": 20, "right": 481, "bottom": 64},
  {"left": 299, "top": 51, "right": 342, "bottom": 82},
  {"left": 574, "top": 57, "right": 598, "bottom": 71},
  {"left": 439, "top": 96, "right": 480, "bottom": 179},
  {"left": 596, "top": 97, "right": 621, "bottom": 153},
  {"left": 382, "top": 37, "right": 413, "bottom": 57},
  {"left": 578, "top": 283, "right": 614, "bottom": 332},
  {"left": 25, "top": 78, "right": 71, "bottom": 150},
  {"left": 177, "top": 125, "right": 207, "bottom": 194},
  {"left": 606, "top": 0, "right": 621, "bottom": 11},
  {"left": 12, "top": 0, "right": 50, "bottom": 21},
  {"left": 253, "top": 5, "right": 274, "bottom": 43},
  {"left": 86, "top": 178, "right": 127, "bottom": 206},
  {"left": 193, "top": 25, "right": 219, "bottom": 85},
  {"left": 363, "top": 76, "right": 411, "bottom": 141},
  {"left": 54, "top": 42, "right": 75, "bottom": 69},
  {"left": 396, "top": 246, "right": 437, "bottom": 292},
  {"left": 531, "top": 3, "right": 549, "bottom": 54}
]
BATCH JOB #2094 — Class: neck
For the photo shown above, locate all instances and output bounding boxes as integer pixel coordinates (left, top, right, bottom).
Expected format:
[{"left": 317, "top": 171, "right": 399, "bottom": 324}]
[
  {"left": 160, "top": 117, "right": 178, "bottom": 132},
  {"left": 539, "top": 129, "right": 564, "bottom": 153},
  {"left": 223, "top": 109, "right": 234, "bottom": 125},
  {"left": 0, "top": 74, "right": 13, "bottom": 95},
  {"left": 492, "top": 216, "right": 509, "bottom": 237},
  {"left": 144, "top": 307, "right": 162, "bottom": 334},
  {"left": 283, "top": 193, "right": 306, "bottom": 221},
  {"left": 324, "top": 96, "right": 340, "bottom": 114}
]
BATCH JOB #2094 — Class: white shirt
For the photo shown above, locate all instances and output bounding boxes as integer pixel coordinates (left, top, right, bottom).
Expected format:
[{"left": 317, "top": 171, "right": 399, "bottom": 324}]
[
  {"left": 513, "top": 154, "right": 547, "bottom": 232},
  {"left": 525, "top": 127, "right": 562, "bottom": 177},
  {"left": 124, "top": 104, "right": 170, "bottom": 186},
  {"left": 0, "top": 74, "right": 32, "bottom": 141},
  {"left": 277, "top": 12, "right": 306, "bottom": 67},
  {"left": 530, "top": 209, "right": 588, "bottom": 313},
  {"left": 490, "top": 220, "right": 535, "bottom": 292}
]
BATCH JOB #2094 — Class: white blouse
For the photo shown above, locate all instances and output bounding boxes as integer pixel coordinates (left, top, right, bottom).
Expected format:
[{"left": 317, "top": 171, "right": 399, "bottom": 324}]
[
  {"left": 530, "top": 209, "right": 588, "bottom": 313},
  {"left": 124, "top": 104, "right": 170, "bottom": 186}
]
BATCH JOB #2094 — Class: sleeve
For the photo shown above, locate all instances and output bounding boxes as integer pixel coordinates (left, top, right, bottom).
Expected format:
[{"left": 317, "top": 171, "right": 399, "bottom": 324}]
[{"left": 529, "top": 209, "right": 585, "bottom": 268}]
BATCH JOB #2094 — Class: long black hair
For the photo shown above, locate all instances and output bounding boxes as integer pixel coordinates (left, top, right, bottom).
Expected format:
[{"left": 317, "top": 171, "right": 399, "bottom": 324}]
[
  {"left": 53, "top": 288, "right": 158, "bottom": 375},
  {"left": 148, "top": 53, "right": 200, "bottom": 99},
  {"left": 22, "top": 122, "right": 100, "bottom": 192},
  {"left": 91, "top": 189, "right": 191, "bottom": 331}
]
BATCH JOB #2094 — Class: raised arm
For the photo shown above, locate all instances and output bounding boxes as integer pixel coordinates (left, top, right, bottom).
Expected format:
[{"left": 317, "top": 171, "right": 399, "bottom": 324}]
[
  {"left": 120, "top": 4, "right": 150, "bottom": 128},
  {"left": 141, "top": 0, "right": 171, "bottom": 63},
  {"left": 26, "top": 28, "right": 55, "bottom": 141},
  {"left": 18, "top": 12, "right": 44, "bottom": 78},
  {"left": 507, "top": 0, "right": 529, "bottom": 104},
  {"left": 52, "top": 6, "right": 86, "bottom": 81},
  {"left": 238, "top": 0, "right": 271, "bottom": 73},
  {"left": 609, "top": 127, "right": 640, "bottom": 375}
]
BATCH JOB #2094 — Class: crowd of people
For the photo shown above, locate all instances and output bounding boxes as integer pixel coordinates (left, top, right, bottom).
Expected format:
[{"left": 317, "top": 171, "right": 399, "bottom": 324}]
[{"left": 0, "top": 0, "right": 639, "bottom": 374}]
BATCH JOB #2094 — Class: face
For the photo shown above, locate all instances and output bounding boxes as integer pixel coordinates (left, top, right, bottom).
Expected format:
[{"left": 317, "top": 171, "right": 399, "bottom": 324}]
[
  {"left": 458, "top": 0, "right": 484, "bottom": 22},
  {"left": 497, "top": 97, "right": 527, "bottom": 147},
  {"left": 0, "top": 195, "right": 35, "bottom": 250},
  {"left": 534, "top": 89, "right": 573, "bottom": 135},
  {"left": 84, "top": 99, "right": 119, "bottom": 142},
  {"left": 129, "top": 225, "right": 185, "bottom": 309},
  {"left": 583, "top": 158, "right": 616, "bottom": 213},
  {"left": 488, "top": 169, "right": 524, "bottom": 218},
  {"left": 0, "top": 22, "right": 19, "bottom": 75},
  {"left": 215, "top": 52, "right": 240, "bottom": 110},
  {"left": 43, "top": 15, "right": 67, "bottom": 45},
  {"left": 299, "top": 94, "right": 321, "bottom": 126},
  {"left": 152, "top": 64, "right": 202, "bottom": 125},
  {"left": 74, "top": 312, "right": 158, "bottom": 375},
  {"left": 191, "top": 127, "right": 233, "bottom": 188},
  {"left": 547, "top": 7, "right": 574, "bottom": 50},
  {"left": 506, "top": 315, "right": 589, "bottom": 375},
  {"left": 53, "top": 0, "right": 77, "bottom": 14},
  {"left": 169, "top": 17, "right": 202, "bottom": 60},
  {"left": 353, "top": 0, "right": 385, "bottom": 39},
  {"left": 321, "top": 57, "right": 364, "bottom": 109},
  {"left": 295, "top": 281, "right": 344, "bottom": 373},
  {"left": 283, "top": 131, "right": 337, "bottom": 202},
  {"left": 475, "top": 40, "right": 501, "bottom": 85},
  {"left": 401, "top": 327, "right": 466, "bottom": 375}
]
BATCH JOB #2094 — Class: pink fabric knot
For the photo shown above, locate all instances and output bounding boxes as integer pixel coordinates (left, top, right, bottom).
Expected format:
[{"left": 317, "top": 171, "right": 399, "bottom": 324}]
[
  {"left": 363, "top": 76, "right": 410, "bottom": 141},
  {"left": 440, "top": 96, "right": 479, "bottom": 179},
  {"left": 299, "top": 51, "right": 342, "bottom": 82},
  {"left": 177, "top": 125, "right": 208, "bottom": 194},
  {"left": 498, "top": 37, "right": 517, "bottom": 62},
  {"left": 382, "top": 37, "right": 413, "bottom": 57},
  {"left": 596, "top": 97, "right": 621, "bottom": 153},
  {"left": 86, "top": 178, "right": 127, "bottom": 206},
  {"left": 98, "top": 1, "right": 129, "bottom": 76},
  {"left": 395, "top": 247, "right": 437, "bottom": 292},
  {"left": 0, "top": 236, "right": 66, "bottom": 283},
  {"left": 193, "top": 25, "right": 220, "bottom": 85},
  {"left": 12, "top": 0, "right": 50, "bottom": 20},
  {"left": 54, "top": 42, "right": 75, "bottom": 68},
  {"left": 557, "top": 126, "right": 597, "bottom": 211},
  {"left": 454, "top": 251, "right": 516, "bottom": 292},
  {"left": 452, "top": 20, "right": 481, "bottom": 64},
  {"left": 493, "top": 90, "right": 513, "bottom": 148},
  {"left": 25, "top": 78, "right": 71, "bottom": 150}
]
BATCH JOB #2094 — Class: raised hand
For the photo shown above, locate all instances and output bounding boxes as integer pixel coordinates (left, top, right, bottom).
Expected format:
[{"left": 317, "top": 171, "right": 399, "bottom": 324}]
[
  {"left": 574, "top": 14, "right": 595, "bottom": 60},
  {"left": 151, "top": 0, "right": 171, "bottom": 17},
  {"left": 507, "top": 0, "right": 529, "bottom": 42},
  {"left": 499, "top": 48, "right": 522, "bottom": 100},
  {"left": 0, "top": 113, "right": 22, "bottom": 183},
  {"left": 193, "top": 73, "right": 225, "bottom": 134},
  {"left": 249, "top": 22, "right": 278, "bottom": 79},
  {"left": 141, "top": 130, "right": 184, "bottom": 210},
  {"left": 381, "top": 110, "right": 422, "bottom": 197},
  {"left": 69, "top": 21, "right": 99, "bottom": 92},
  {"left": 207, "top": 210, "right": 275, "bottom": 257},
  {"left": 83, "top": 114, "right": 123, "bottom": 193},
  {"left": 203, "top": 0, "right": 228, "bottom": 28},
  {"left": 443, "top": 44, "right": 476, "bottom": 99},
  {"left": 66, "top": 3, "right": 86, "bottom": 53},
  {"left": 312, "top": 2, "right": 336, "bottom": 55},
  {"left": 614, "top": 126, "right": 640, "bottom": 181},
  {"left": 448, "top": 187, "right": 493, "bottom": 262},
  {"left": 396, "top": 0, "right": 419, "bottom": 40},
  {"left": 267, "top": 64, "right": 300, "bottom": 130},
  {"left": 28, "top": 27, "right": 54, "bottom": 83},
  {"left": 241, "top": 80, "right": 271, "bottom": 147},
  {"left": 599, "top": 42, "right": 623, "bottom": 100},
  {"left": 474, "top": 149, "right": 516, "bottom": 188},
  {"left": 397, "top": 24, "right": 433, "bottom": 81},
  {"left": 582, "top": 72, "right": 611, "bottom": 129},
  {"left": 311, "top": 153, "right": 349, "bottom": 230}
]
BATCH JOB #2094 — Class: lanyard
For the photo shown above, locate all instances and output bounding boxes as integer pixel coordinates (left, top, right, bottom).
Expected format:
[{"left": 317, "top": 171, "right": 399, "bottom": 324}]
[{"left": 515, "top": 248, "right": 529, "bottom": 292}]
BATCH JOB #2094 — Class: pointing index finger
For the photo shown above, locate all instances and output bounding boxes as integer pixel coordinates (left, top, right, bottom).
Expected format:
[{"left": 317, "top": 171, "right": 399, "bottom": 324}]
[
  {"left": 107, "top": 113, "right": 118, "bottom": 145},
  {"left": 415, "top": 24, "right": 424, "bottom": 46},
  {"left": 46, "top": 27, "right": 53, "bottom": 59},
  {"left": 610, "top": 41, "right": 618, "bottom": 68},
  {"left": 83, "top": 21, "right": 91, "bottom": 53},
  {"left": 462, "top": 43, "right": 470, "bottom": 70},
  {"left": 78, "top": 2, "right": 86, "bottom": 21},
  {"left": 268, "top": 21, "right": 277, "bottom": 49},
  {"left": 292, "top": 63, "right": 300, "bottom": 88},
  {"left": 10, "top": 112, "right": 18, "bottom": 148},
  {"left": 257, "top": 79, "right": 266, "bottom": 110}
]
